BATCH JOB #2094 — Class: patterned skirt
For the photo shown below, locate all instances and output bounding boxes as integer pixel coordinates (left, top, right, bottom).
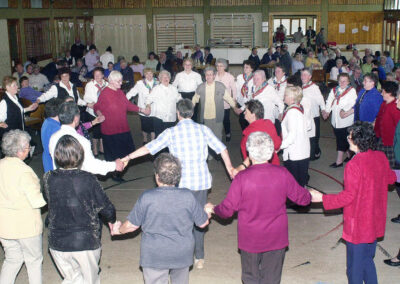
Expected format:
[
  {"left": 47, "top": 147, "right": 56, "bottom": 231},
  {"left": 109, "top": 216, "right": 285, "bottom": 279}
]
[{"left": 377, "top": 139, "right": 395, "bottom": 169}]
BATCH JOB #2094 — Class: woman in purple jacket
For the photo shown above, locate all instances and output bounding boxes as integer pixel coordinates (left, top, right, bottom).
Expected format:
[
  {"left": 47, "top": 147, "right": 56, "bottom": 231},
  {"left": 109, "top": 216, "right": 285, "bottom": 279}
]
[{"left": 205, "top": 131, "right": 311, "bottom": 284}]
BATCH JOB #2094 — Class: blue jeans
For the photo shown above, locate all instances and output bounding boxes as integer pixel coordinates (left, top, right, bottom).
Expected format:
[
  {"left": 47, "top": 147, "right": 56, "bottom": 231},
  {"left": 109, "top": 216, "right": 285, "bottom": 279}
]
[{"left": 346, "top": 240, "right": 378, "bottom": 284}]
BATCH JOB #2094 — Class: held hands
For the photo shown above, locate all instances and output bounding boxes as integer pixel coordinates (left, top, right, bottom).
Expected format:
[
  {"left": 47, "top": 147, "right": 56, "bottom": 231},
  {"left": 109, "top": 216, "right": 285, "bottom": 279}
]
[
  {"left": 115, "top": 158, "right": 126, "bottom": 172},
  {"left": 321, "top": 110, "right": 329, "bottom": 120},
  {"left": 141, "top": 106, "right": 151, "bottom": 116},
  {"left": 233, "top": 107, "right": 243, "bottom": 116},
  {"left": 109, "top": 221, "right": 122, "bottom": 236},
  {"left": 308, "top": 189, "right": 323, "bottom": 203},
  {"left": 93, "top": 114, "right": 105, "bottom": 125},
  {"left": 0, "top": 122, "right": 7, "bottom": 128},
  {"left": 87, "top": 103, "right": 95, "bottom": 109},
  {"left": 28, "top": 102, "right": 38, "bottom": 112},
  {"left": 340, "top": 109, "right": 349, "bottom": 119},
  {"left": 204, "top": 203, "right": 215, "bottom": 219}
]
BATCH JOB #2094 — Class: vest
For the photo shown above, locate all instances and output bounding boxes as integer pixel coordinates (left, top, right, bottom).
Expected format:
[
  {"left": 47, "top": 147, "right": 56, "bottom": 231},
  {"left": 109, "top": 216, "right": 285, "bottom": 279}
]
[
  {"left": 4, "top": 94, "right": 24, "bottom": 131},
  {"left": 56, "top": 83, "right": 79, "bottom": 102},
  {"left": 196, "top": 81, "right": 226, "bottom": 123}
]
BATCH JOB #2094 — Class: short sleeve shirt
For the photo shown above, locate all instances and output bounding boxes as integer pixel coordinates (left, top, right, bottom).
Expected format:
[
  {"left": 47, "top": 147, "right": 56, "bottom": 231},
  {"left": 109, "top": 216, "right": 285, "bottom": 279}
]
[{"left": 127, "top": 186, "right": 208, "bottom": 269}]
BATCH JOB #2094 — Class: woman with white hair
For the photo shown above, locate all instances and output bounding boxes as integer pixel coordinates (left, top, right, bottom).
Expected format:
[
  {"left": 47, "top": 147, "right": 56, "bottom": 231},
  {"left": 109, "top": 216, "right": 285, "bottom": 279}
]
[
  {"left": 145, "top": 70, "right": 182, "bottom": 137},
  {"left": 205, "top": 131, "right": 311, "bottom": 284},
  {"left": 280, "top": 86, "right": 311, "bottom": 187},
  {"left": 94, "top": 71, "right": 149, "bottom": 182},
  {"left": 330, "top": 58, "right": 349, "bottom": 81},
  {"left": 215, "top": 58, "right": 237, "bottom": 142},
  {"left": 0, "top": 130, "right": 46, "bottom": 283}
]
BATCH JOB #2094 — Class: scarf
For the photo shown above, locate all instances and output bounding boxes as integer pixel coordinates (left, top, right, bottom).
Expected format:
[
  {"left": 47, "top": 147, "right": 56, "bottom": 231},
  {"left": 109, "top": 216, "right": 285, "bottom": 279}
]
[
  {"left": 93, "top": 80, "right": 106, "bottom": 97},
  {"left": 332, "top": 85, "right": 352, "bottom": 106},
  {"left": 252, "top": 81, "right": 268, "bottom": 98},
  {"left": 282, "top": 103, "right": 304, "bottom": 121},
  {"left": 302, "top": 81, "right": 315, "bottom": 90},
  {"left": 241, "top": 73, "right": 253, "bottom": 98},
  {"left": 273, "top": 76, "right": 287, "bottom": 91},
  {"left": 143, "top": 79, "right": 158, "bottom": 91}
]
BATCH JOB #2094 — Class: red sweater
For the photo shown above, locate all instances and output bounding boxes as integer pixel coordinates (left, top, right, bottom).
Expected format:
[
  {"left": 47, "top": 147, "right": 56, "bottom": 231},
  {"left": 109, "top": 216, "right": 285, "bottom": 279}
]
[
  {"left": 241, "top": 119, "right": 282, "bottom": 165},
  {"left": 374, "top": 100, "right": 400, "bottom": 146},
  {"left": 323, "top": 150, "right": 396, "bottom": 244},
  {"left": 94, "top": 87, "right": 139, "bottom": 135}
]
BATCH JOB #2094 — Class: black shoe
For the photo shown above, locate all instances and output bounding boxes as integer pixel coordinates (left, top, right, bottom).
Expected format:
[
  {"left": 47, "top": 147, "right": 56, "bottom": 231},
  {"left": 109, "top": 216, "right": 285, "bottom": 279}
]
[
  {"left": 111, "top": 176, "right": 126, "bottom": 183},
  {"left": 344, "top": 157, "right": 351, "bottom": 163},
  {"left": 226, "top": 135, "right": 231, "bottom": 142},
  {"left": 391, "top": 215, "right": 400, "bottom": 224},
  {"left": 315, "top": 151, "right": 321, "bottom": 158},
  {"left": 384, "top": 257, "right": 400, "bottom": 266},
  {"left": 329, "top": 162, "right": 343, "bottom": 168}
]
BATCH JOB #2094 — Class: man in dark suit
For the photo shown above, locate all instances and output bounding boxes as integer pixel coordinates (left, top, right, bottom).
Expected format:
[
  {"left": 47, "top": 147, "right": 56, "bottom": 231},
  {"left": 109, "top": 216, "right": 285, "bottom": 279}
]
[
  {"left": 306, "top": 26, "right": 316, "bottom": 47},
  {"left": 248, "top": 48, "right": 260, "bottom": 69}
]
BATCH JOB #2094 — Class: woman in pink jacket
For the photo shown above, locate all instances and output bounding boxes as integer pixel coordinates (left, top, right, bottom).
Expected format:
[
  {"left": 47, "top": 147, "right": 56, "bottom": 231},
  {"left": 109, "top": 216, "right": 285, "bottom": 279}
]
[{"left": 310, "top": 121, "right": 396, "bottom": 284}]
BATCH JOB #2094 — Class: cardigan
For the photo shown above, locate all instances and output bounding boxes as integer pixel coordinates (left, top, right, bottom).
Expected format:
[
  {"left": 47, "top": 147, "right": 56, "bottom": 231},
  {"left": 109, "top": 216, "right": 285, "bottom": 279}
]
[
  {"left": 323, "top": 150, "right": 396, "bottom": 244},
  {"left": 374, "top": 100, "right": 400, "bottom": 146}
]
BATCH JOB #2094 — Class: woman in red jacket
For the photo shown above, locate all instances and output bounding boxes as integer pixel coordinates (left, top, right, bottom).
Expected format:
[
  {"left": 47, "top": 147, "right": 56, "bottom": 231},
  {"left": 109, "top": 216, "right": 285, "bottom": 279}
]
[{"left": 310, "top": 121, "right": 396, "bottom": 284}]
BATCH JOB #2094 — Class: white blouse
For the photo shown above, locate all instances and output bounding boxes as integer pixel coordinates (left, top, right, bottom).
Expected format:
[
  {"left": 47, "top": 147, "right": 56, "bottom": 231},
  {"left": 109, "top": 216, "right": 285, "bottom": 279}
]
[
  {"left": 146, "top": 84, "right": 182, "bottom": 122},
  {"left": 302, "top": 83, "right": 326, "bottom": 118},
  {"left": 325, "top": 86, "right": 357, "bottom": 128},
  {"left": 267, "top": 76, "right": 287, "bottom": 101},
  {"left": 126, "top": 80, "right": 156, "bottom": 116},
  {"left": 83, "top": 79, "right": 108, "bottom": 117},
  {"left": 253, "top": 84, "right": 284, "bottom": 122},
  {"left": 37, "top": 81, "right": 86, "bottom": 106},
  {"left": 236, "top": 74, "right": 254, "bottom": 110},
  {"left": 172, "top": 71, "right": 203, "bottom": 93}
]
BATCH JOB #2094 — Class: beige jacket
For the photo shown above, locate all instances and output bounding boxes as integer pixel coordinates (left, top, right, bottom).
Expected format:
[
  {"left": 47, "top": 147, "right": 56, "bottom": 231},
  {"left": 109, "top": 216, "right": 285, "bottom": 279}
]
[{"left": 0, "top": 157, "right": 46, "bottom": 239}]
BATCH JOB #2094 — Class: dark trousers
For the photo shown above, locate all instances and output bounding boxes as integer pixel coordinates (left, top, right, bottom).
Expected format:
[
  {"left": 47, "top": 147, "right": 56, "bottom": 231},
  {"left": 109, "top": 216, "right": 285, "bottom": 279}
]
[
  {"left": 346, "top": 241, "right": 378, "bottom": 284},
  {"left": 223, "top": 108, "right": 231, "bottom": 135},
  {"left": 191, "top": 190, "right": 208, "bottom": 259},
  {"left": 240, "top": 248, "right": 286, "bottom": 284},
  {"left": 314, "top": 117, "right": 321, "bottom": 156},
  {"left": 239, "top": 112, "right": 249, "bottom": 130},
  {"left": 180, "top": 92, "right": 198, "bottom": 122},
  {"left": 284, "top": 158, "right": 309, "bottom": 187},
  {"left": 274, "top": 119, "right": 282, "bottom": 138},
  {"left": 153, "top": 117, "right": 175, "bottom": 138}
]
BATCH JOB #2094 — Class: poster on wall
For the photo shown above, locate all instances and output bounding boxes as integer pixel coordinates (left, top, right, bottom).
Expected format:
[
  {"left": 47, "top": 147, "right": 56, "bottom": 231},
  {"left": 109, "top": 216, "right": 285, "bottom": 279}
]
[{"left": 339, "top": 24, "right": 345, "bottom": 33}]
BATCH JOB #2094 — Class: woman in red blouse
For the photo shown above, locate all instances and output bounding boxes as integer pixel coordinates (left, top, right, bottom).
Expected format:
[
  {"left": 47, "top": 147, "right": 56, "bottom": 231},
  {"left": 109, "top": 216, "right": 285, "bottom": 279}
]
[
  {"left": 374, "top": 81, "right": 400, "bottom": 168},
  {"left": 94, "top": 71, "right": 149, "bottom": 182},
  {"left": 310, "top": 122, "right": 396, "bottom": 284}
]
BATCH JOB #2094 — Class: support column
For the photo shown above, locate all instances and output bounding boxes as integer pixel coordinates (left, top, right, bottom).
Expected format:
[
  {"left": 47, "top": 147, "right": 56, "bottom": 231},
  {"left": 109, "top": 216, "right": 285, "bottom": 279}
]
[
  {"left": 203, "top": 0, "right": 211, "bottom": 45},
  {"left": 18, "top": 0, "right": 27, "bottom": 62},
  {"left": 146, "top": 0, "right": 154, "bottom": 52},
  {"left": 321, "top": 0, "right": 328, "bottom": 37},
  {"left": 261, "top": 0, "right": 269, "bottom": 47}
]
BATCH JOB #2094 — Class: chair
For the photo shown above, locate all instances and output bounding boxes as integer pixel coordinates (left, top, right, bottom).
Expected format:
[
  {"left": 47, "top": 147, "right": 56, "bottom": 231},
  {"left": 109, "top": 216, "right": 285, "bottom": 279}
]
[
  {"left": 20, "top": 98, "right": 45, "bottom": 130},
  {"left": 210, "top": 58, "right": 216, "bottom": 66},
  {"left": 311, "top": 69, "right": 326, "bottom": 83},
  {"left": 76, "top": 87, "right": 84, "bottom": 99},
  {"left": 133, "top": 72, "right": 142, "bottom": 84}
]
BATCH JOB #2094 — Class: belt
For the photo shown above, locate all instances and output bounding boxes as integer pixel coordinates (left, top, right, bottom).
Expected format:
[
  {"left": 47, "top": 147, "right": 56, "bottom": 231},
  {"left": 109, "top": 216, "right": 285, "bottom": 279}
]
[{"left": 180, "top": 91, "right": 195, "bottom": 95}]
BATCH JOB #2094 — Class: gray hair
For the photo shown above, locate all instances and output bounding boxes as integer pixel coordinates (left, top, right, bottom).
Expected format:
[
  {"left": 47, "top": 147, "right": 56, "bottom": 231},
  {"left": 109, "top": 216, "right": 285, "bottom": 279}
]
[
  {"left": 246, "top": 132, "right": 274, "bottom": 163},
  {"left": 158, "top": 70, "right": 171, "bottom": 81},
  {"left": 177, "top": 99, "right": 194, "bottom": 118},
  {"left": 301, "top": 68, "right": 312, "bottom": 76},
  {"left": 108, "top": 70, "right": 123, "bottom": 82},
  {"left": 1, "top": 130, "right": 31, "bottom": 157},
  {"left": 254, "top": 69, "right": 266, "bottom": 80},
  {"left": 204, "top": 66, "right": 216, "bottom": 75},
  {"left": 354, "top": 65, "right": 362, "bottom": 71},
  {"left": 154, "top": 153, "right": 182, "bottom": 185},
  {"left": 215, "top": 58, "right": 228, "bottom": 70},
  {"left": 58, "top": 101, "right": 80, "bottom": 125}
]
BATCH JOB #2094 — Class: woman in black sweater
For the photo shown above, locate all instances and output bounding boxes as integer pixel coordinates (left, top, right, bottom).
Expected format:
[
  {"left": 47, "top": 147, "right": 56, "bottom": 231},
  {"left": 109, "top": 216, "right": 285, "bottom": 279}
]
[{"left": 44, "top": 135, "right": 117, "bottom": 284}]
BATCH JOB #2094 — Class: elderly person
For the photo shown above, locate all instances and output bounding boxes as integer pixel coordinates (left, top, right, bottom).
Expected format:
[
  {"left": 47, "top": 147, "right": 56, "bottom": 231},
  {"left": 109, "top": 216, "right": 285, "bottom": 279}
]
[
  {"left": 236, "top": 60, "right": 255, "bottom": 130},
  {"left": 93, "top": 71, "right": 146, "bottom": 180},
  {"left": 238, "top": 100, "right": 281, "bottom": 170},
  {"left": 318, "top": 49, "right": 329, "bottom": 68},
  {"left": 45, "top": 135, "right": 117, "bottom": 284},
  {"left": 71, "top": 58, "right": 88, "bottom": 83},
  {"left": 114, "top": 153, "right": 209, "bottom": 282},
  {"left": 342, "top": 73, "right": 382, "bottom": 123},
  {"left": 100, "top": 46, "right": 114, "bottom": 69},
  {"left": 334, "top": 48, "right": 348, "bottom": 65},
  {"left": 260, "top": 47, "right": 275, "bottom": 65},
  {"left": 323, "top": 73, "right": 357, "bottom": 168},
  {"left": 301, "top": 68, "right": 326, "bottom": 160},
  {"left": 280, "top": 86, "right": 311, "bottom": 187},
  {"left": 248, "top": 48, "right": 260, "bottom": 70},
  {"left": 127, "top": 68, "right": 157, "bottom": 143},
  {"left": 19, "top": 76, "right": 41, "bottom": 103},
  {"left": 330, "top": 59, "right": 349, "bottom": 81},
  {"left": 374, "top": 81, "right": 400, "bottom": 168},
  {"left": 250, "top": 70, "right": 284, "bottom": 126},
  {"left": 192, "top": 67, "right": 238, "bottom": 146},
  {"left": 191, "top": 44, "right": 204, "bottom": 63},
  {"left": 122, "top": 99, "right": 235, "bottom": 270},
  {"left": 268, "top": 63, "right": 288, "bottom": 101},
  {"left": 156, "top": 52, "right": 173, "bottom": 75},
  {"left": 29, "top": 64, "right": 49, "bottom": 91},
  {"left": 205, "top": 132, "right": 311, "bottom": 284},
  {"left": 305, "top": 51, "right": 322, "bottom": 70},
  {"left": 0, "top": 76, "right": 38, "bottom": 132},
  {"left": 12, "top": 63, "right": 28, "bottom": 83},
  {"left": 84, "top": 66, "right": 108, "bottom": 156},
  {"left": 292, "top": 53, "right": 305, "bottom": 75},
  {"left": 130, "top": 55, "right": 144, "bottom": 75},
  {"left": 144, "top": 52, "right": 158, "bottom": 72},
  {"left": 295, "top": 42, "right": 307, "bottom": 55},
  {"left": 204, "top": 46, "right": 213, "bottom": 65},
  {"left": 172, "top": 58, "right": 203, "bottom": 122},
  {"left": 380, "top": 56, "right": 392, "bottom": 73},
  {"left": 350, "top": 66, "right": 363, "bottom": 93},
  {"left": 310, "top": 122, "right": 396, "bottom": 284},
  {"left": 362, "top": 55, "right": 373, "bottom": 74},
  {"left": 36, "top": 67, "right": 88, "bottom": 108},
  {"left": 215, "top": 58, "right": 237, "bottom": 142},
  {"left": 362, "top": 48, "right": 374, "bottom": 64},
  {"left": 0, "top": 130, "right": 46, "bottom": 284},
  {"left": 144, "top": 70, "right": 181, "bottom": 137},
  {"left": 120, "top": 59, "right": 134, "bottom": 92}
]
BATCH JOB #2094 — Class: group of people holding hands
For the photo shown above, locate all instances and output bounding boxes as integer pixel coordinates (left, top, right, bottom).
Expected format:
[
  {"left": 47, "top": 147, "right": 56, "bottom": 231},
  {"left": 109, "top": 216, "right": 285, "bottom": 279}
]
[{"left": 0, "top": 43, "right": 399, "bottom": 284}]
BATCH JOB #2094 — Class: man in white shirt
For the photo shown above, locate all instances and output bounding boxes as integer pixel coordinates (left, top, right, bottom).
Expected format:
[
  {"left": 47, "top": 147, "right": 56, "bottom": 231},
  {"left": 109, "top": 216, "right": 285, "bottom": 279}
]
[
  {"left": 173, "top": 59, "right": 203, "bottom": 121},
  {"left": 100, "top": 46, "right": 114, "bottom": 69},
  {"left": 49, "top": 101, "right": 124, "bottom": 175},
  {"left": 301, "top": 68, "right": 327, "bottom": 160},
  {"left": 29, "top": 65, "right": 50, "bottom": 91}
]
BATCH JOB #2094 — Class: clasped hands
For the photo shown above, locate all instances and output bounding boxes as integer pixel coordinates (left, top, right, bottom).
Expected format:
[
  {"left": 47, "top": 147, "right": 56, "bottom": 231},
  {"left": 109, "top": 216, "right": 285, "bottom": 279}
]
[{"left": 108, "top": 221, "right": 122, "bottom": 236}]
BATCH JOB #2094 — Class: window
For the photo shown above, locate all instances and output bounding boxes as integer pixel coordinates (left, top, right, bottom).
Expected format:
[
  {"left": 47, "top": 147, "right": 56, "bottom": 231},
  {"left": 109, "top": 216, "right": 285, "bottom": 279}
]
[
  {"left": 154, "top": 14, "right": 196, "bottom": 53},
  {"left": 24, "top": 18, "right": 52, "bottom": 60},
  {"left": 31, "top": 0, "right": 42, "bottom": 8},
  {"left": 211, "top": 14, "right": 255, "bottom": 47},
  {"left": 0, "top": 0, "right": 7, "bottom": 8},
  {"left": 291, "top": 19, "right": 299, "bottom": 35},
  {"left": 274, "top": 17, "right": 316, "bottom": 35}
]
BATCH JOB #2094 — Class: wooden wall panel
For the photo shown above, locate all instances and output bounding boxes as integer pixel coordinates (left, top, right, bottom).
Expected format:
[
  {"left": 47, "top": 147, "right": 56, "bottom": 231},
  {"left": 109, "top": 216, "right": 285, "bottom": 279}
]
[
  {"left": 152, "top": 0, "right": 203, "bottom": 7},
  {"left": 269, "top": 0, "right": 320, "bottom": 5},
  {"left": 8, "top": 0, "right": 18, "bottom": 8},
  {"left": 329, "top": 0, "right": 383, "bottom": 4},
  {"left": 125, "top": 0, "right": 146, "bottom": 8},
  {"left": 328, "top": 12, "right": 383, "bottom": 44},
  {"left": 53, "top": 0, "right": 74, "bottom": 9},
  {"left": 92, "top": 0, "right": 145, "bottom": 8},
  {"left": 77, "top": 0, "right": 92, "bottom": 8},
  {"left": 210, "top": 0, "right": 261, "bottom": 5}
]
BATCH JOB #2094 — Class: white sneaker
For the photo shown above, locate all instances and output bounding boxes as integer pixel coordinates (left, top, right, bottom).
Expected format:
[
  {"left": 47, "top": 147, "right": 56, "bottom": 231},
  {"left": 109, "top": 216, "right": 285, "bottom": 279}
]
[{"left": 194, "top": 259, "right": 204, "bottom": 269}]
